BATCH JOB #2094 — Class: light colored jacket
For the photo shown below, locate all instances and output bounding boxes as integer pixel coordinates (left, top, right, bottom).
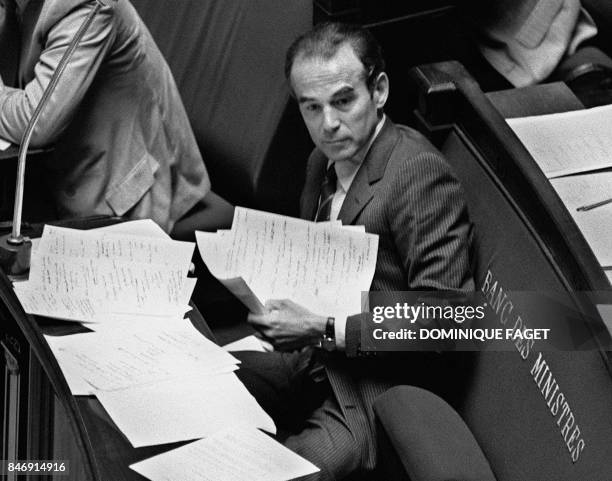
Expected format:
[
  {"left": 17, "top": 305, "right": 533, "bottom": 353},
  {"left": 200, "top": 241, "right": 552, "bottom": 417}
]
[
  {"left": 0, "top": 0, "right": 210, "bottom": 232},
  {"left": 473, "top": 0, "right": 597, "bottom": 86}
]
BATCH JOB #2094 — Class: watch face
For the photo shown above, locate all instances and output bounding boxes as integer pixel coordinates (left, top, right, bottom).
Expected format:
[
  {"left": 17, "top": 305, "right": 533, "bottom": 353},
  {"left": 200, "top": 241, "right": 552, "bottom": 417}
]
[
  {"left": 322, "top": 335, "right": 335, "bottom": 351},
  {"left": 323, "top": 317, "right": 335, "bottom": 351}
]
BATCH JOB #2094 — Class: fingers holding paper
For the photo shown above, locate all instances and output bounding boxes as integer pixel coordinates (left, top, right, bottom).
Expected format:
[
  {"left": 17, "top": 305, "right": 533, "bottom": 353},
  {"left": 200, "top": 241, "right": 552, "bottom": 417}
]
[{"left": 247, "top": 299, "right": 327, "bottom": 351}]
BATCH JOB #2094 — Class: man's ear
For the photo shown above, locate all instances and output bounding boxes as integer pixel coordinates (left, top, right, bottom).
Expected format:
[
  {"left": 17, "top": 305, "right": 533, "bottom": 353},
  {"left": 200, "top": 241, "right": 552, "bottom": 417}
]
[{"left": 372, "top": 72, "right": 389, "bottom": 109}]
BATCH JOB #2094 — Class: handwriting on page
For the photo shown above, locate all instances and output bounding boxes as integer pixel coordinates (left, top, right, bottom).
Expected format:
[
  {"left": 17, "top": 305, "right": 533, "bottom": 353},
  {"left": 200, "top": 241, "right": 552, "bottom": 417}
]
[
  {"left": 29, "top": 256, "right": 185, "bottom": 310},
  {"left": 48, "top": 326, "right": 239, "bottom": 391},
  {"left": 39, "top": 225, "right": 194, "bottom": 269},
  {"left": 507, "top": 104, "right": 612, "bottom": 178},
  {"left": 197, "top": 207, "right": 378, "bottom": 321},
  {"left": 15, "top": 225, "right": 196, "bottom": 322}
]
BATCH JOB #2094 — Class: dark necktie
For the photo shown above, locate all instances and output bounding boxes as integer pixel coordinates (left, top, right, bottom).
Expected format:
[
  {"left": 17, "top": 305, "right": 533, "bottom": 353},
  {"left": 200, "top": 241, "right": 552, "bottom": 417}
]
[{"left": 314, "top": 163, "right": 337, "bottom": 222}]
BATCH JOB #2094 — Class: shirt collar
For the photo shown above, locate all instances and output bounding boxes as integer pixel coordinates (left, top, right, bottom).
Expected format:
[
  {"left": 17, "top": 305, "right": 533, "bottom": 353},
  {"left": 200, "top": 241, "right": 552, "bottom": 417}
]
[{"left": 330, "top": 115, "right": 386, "bottom": 193}]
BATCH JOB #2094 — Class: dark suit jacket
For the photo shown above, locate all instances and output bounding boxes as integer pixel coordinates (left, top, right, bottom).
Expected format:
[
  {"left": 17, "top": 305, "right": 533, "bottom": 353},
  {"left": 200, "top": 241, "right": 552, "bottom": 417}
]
[{"left": 299, "top": 118, "right": 474, "bottom": 469}]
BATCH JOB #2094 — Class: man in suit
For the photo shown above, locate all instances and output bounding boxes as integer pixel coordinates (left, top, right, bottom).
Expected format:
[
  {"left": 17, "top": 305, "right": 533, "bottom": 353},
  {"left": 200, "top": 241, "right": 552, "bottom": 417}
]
[
  {"left": 236, "top": 22, "right": 473, "bottom": 480},
  {"left": 0, "top": 0, "right": 229, "bottom": 235}
]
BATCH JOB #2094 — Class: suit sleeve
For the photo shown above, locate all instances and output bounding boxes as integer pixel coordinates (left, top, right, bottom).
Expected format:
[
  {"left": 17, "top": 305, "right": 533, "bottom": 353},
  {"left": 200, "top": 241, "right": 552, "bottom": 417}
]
[
  {"left": 345, "top": 151, "right": 474, "bottom": 357},
  {"left": 390, "top": 152, "right": 473, "bottom": 291},
  {"left": 0, "top": 2, "right": 116, "bottom": 147}
]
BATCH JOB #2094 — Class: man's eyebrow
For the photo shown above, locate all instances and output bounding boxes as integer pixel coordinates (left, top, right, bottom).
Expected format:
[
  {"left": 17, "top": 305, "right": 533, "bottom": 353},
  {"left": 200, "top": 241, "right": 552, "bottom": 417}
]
[
  {"left": 331, "top": 86, "right": 355, "bottom": 98},
  {"left": 297, "top": 95, "right": 315, "bottom": 104},
  {"left": 297, "top": 86, "right": 355, "bottom": 104}
]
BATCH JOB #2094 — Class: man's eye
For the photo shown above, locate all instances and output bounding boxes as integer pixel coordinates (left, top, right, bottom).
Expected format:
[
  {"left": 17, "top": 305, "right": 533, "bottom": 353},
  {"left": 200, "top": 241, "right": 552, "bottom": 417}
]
[
  {"left": 333, "top": 97, "right": 352, "bottom": 107},
  {"left": 304, "top": 104, "right": 320, "bottom": 113}
]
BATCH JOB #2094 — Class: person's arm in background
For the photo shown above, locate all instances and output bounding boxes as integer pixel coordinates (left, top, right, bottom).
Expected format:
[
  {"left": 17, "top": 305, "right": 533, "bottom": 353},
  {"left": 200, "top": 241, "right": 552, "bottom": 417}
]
[{"left": 0, "top": 1, "right": 116, "bottom": 147}]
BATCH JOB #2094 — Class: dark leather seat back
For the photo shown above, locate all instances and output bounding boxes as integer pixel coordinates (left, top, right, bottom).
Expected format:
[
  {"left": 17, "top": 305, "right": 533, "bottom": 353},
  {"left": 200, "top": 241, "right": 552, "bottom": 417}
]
[{"left": 130, "top": 0, "right": 313, "bottom": 214}]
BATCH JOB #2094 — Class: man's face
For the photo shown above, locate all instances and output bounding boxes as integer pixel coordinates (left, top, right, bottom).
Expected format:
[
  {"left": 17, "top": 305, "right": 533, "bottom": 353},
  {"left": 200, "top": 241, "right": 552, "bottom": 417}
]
[{"left": 290, "top": 43, "right": 388, "bottom": 163}]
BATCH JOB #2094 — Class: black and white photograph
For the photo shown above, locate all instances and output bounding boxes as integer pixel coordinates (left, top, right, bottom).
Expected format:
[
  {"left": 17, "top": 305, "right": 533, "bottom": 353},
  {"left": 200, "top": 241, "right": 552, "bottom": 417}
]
[{"left": 0, "top": 1, "right": 611, "bottom": 480}]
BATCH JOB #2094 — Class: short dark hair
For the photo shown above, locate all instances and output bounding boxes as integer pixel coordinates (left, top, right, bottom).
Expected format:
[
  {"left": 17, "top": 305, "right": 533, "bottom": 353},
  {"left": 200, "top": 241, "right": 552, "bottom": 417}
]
[{"left": 284, "top": 22, "right": 385, "bottom": 93}]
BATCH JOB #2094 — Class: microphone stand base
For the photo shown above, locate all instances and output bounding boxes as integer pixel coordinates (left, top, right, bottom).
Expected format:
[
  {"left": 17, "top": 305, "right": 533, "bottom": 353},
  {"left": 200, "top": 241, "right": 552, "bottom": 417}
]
[{"left": 0, "top": 234, "right": 32, "bottom": 279}]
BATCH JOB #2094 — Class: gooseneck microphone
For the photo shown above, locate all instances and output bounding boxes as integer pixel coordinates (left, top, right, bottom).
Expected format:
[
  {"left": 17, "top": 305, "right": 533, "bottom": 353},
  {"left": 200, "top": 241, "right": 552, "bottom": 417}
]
[{"left": 0, "top": 0, "right": 117, "bottom": 277}]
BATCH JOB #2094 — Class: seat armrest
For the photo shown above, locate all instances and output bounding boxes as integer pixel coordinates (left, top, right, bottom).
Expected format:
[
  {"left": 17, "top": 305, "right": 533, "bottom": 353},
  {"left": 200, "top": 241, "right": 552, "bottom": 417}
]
[{"left": 373, "top": 386, "right": 496, "bottom": 481}]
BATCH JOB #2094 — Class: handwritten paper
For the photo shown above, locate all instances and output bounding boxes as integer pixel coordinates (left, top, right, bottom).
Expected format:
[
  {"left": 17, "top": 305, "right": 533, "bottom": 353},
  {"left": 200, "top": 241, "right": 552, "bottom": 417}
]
[
  {"left": 45, "top": 335, "right": 95, "bottom": 395},
  {"left": 507, "top": 104, "right": 612, "bottom": 178},
  {"left": 46, "top": 325, "right": 239, "bottom": 391},
  {"left": 15, "top": 224, "right": 196, "bottom": 322},
  {"left": 96, "top": 374, "right": 275, "bottom": 447},
  {"left": 37, "top": 225, "right": 194, "bottom": 267},
  {"left": 130, "top": 426, "right": 319, "bottom": 481},
  {"left": 197, "top": 207, "right": 378, "bottom": 321},
  {"left": 14, "top": 287, "right": 101, "bottom": 322},
  {"left": 18, "top": 219, "right": 283, "bottom": 472}
]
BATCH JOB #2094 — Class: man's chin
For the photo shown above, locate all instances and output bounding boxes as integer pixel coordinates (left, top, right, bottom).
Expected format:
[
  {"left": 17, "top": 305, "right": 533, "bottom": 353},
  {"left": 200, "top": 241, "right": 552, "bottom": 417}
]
[{"left": 320, "top": 145, "right": 357, "bottom": 163}]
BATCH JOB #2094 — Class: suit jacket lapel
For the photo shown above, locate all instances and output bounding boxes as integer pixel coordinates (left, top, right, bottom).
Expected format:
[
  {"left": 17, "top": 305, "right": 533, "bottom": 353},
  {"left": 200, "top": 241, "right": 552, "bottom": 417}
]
[{"left": 338, "top": 119, "right": 399, "bottom": 225}]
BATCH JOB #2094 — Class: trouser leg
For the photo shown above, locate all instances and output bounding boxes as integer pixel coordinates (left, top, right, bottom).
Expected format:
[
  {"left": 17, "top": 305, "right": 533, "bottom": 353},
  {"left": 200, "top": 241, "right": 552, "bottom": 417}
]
[
  {"left": 234, "top": 348, "right": 329, "bottom": 431},
  {"left": 285, "top": 395, "right": 361, "bottom": 481},
  {"left": 235, "top": 350, "right": 365, "bottom": 480}
]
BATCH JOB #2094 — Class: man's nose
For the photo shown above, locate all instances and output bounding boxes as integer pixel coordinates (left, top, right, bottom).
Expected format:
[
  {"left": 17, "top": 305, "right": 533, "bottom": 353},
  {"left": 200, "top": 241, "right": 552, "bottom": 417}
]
[{"left": 322, "top": 107, "right": 340, "bottom": 133}]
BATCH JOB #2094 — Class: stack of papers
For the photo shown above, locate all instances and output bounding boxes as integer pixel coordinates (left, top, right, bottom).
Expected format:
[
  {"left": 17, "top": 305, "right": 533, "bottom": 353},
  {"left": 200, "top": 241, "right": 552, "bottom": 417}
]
[
  {"left": 196, "top": 207, "right": 379, "bottom": 320},
  {"left": 507, "top": 106, "right": 612, "bottom": 273},
  {"left": 16, "top": 220, "right": 313, "bottom": 480},
  {"left": 14, "top": 224, "right": 196, "bottom": 324},
  {"left": 45, "top": 325, "right": 239, "bottom": 393},
  {"left": 44, "top": 325, "right": 275, "bottom": 447}
]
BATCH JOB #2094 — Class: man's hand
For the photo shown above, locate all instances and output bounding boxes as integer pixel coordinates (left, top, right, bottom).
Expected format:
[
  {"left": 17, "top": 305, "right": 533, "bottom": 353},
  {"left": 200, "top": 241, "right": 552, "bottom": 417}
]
[{"left": 247, "top": 299, "right": 327, "bottom": 351}]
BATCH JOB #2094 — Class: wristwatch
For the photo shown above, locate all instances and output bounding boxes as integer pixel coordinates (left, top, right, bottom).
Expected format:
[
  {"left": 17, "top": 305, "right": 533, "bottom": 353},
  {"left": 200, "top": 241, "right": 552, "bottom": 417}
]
[{"left": 321, "top": 317, "right": 336, "bottom": 351}]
